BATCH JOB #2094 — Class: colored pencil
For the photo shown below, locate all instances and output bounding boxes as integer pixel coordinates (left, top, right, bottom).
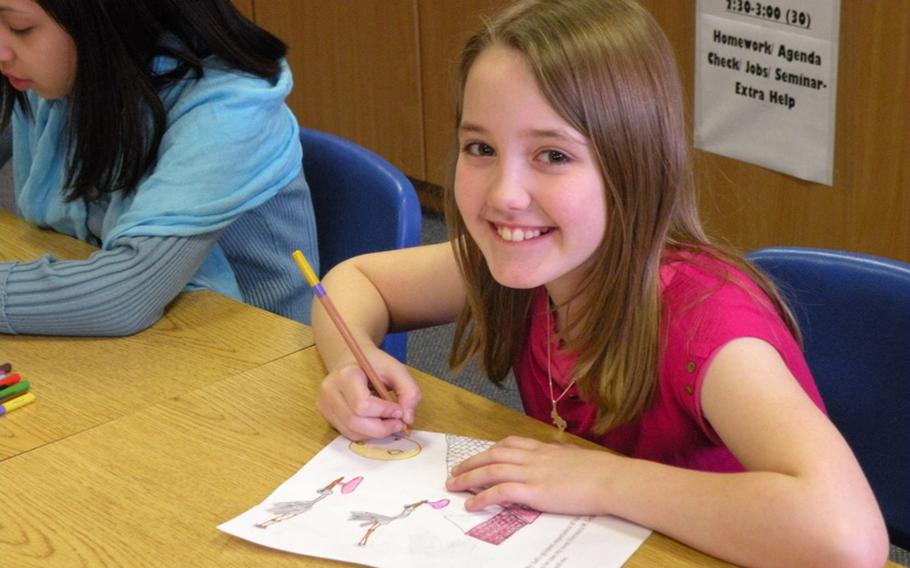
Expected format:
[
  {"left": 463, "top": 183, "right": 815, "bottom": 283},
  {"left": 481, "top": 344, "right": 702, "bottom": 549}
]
[{"left": 292, "top": 250, "right": 410, "bottom": 435}]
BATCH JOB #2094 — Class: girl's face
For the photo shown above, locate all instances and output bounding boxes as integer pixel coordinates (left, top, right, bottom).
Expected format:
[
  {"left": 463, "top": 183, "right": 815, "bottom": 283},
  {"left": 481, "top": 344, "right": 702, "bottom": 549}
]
[
  {"left": 0, "top": 0, "right": 77, "bottom": 99},
  {"left": 454, "top": 45, "right": 607, "bottom": 305}
]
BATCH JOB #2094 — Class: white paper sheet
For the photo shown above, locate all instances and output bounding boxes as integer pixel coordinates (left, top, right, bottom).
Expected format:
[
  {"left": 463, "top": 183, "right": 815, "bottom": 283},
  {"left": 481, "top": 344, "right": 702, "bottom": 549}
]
[
  {"left": 694, "top": 0, "right": 841, "bottom": 184},
  {"left": 219, "top": 431, "right": 651, "bottom": 567}
]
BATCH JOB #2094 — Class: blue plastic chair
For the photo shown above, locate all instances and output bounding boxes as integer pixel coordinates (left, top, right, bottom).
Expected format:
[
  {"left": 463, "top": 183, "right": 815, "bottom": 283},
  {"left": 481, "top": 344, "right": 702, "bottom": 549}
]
[
  {"left": 300, "top": 127, "right": 422, "bottom": 362},
  {"left": 746, "top": 246, "right": 910, "bottom": 549}
]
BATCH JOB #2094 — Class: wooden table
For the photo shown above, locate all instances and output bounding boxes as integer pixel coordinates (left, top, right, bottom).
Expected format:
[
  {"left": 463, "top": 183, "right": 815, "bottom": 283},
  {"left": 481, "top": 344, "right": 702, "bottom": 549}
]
[
  {"left": 0, "top": 348, "right": 734, "bottom": 567},
  {"left": 0, "top": 210, "right": 313, "bottom": 459}
]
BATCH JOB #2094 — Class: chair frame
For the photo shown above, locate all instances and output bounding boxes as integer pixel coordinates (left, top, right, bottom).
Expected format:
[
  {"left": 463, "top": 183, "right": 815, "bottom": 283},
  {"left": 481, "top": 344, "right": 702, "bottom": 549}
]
[{"left": 300, "top": 127, "right": 422, "bottom": 362}]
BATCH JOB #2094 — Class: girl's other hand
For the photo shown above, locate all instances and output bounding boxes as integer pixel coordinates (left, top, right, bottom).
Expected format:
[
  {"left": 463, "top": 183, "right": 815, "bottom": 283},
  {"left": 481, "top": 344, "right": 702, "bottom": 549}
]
[
  {"left": 316, "top": 348, "right": 421, "bottom": 441},
  {"left": 446, "top": 435, "right": 613, "bottom": 516}
]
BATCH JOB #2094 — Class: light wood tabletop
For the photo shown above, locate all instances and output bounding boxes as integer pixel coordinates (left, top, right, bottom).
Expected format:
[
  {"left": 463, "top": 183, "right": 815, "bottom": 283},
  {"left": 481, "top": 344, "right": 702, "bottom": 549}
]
[
  {"left": 0, "top": 210, "right": 314, "bottom": 459},
  {"left": 0, "top": 347, "right": 739, "bottom": 567},
  {"left": 0, "top": 209, "right": 98, "bottom": 260}
]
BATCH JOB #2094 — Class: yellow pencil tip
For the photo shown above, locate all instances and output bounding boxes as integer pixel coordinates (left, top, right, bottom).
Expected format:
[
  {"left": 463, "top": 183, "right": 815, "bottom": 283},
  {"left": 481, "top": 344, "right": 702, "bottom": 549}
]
[{"left": 292, "top": 250, "right": 320, "bottom": 287}]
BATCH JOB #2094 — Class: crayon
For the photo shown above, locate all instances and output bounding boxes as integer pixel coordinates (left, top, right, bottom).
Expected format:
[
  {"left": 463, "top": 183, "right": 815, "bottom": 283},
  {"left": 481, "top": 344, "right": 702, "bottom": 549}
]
[
  {"left": 0, "top": 392, "right": 36, "bottom": 416},
  {"left": 0, "top": 380, "right": 29, "bottom": 402},
  {"left": 0, "top": 372, "right": 22, "bottom": 388}
]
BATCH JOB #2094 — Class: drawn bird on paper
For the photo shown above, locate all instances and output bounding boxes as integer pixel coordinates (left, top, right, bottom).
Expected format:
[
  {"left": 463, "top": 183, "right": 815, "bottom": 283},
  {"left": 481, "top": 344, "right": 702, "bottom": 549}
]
[
  {"left": 256, "top": 475, "right": 363, "bottom": 528},
  {"left": 350, "top": 498, "right": 450, "bottom": 546}
]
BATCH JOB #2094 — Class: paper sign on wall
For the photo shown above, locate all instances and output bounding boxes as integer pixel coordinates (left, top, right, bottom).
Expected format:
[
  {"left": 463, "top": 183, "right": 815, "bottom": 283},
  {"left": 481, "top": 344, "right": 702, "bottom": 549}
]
[{"left": 694, "top": 0, "right": 841, "bottom": 185}]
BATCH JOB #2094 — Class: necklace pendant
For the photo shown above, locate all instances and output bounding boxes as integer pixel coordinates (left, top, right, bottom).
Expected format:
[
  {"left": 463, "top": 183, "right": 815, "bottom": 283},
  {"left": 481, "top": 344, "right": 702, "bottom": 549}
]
[{"left": 550, "top": 405, "right": 568, "bottom": 433}]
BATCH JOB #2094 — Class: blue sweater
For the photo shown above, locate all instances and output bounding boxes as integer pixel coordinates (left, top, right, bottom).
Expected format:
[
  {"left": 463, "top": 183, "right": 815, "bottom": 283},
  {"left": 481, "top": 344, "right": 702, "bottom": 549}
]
[{"left": 0, "top": 57, "right": 318, "bottom": 335}]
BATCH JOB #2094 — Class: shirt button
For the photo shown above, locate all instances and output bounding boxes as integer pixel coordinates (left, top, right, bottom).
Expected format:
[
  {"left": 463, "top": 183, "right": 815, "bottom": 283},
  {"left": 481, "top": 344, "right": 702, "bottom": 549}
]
[
  {"left": 687, "top": 361, "right": 696, "bottom": 373},
  {"left": 684, "top": 384, "right": 694, "bottom": 395}
]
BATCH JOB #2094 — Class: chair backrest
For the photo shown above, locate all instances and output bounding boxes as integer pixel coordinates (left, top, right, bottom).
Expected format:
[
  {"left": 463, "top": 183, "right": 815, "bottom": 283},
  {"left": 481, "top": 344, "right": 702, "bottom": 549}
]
[
  {"left": 300, "top": 127, "right": 422, "bottom": 362},
  {"left": 746, "top": 246, "right": 910, "bottom": 548}
]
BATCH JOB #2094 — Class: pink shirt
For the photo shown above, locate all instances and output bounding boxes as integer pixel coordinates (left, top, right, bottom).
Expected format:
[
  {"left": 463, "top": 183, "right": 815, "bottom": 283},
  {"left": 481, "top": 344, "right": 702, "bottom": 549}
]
[{"left": 513, "top": 253, "right": 826, "bottom": 472}]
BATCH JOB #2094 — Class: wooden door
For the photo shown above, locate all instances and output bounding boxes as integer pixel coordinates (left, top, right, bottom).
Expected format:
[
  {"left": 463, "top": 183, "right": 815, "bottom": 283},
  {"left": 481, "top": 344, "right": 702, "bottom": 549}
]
[{"left": 254, "top": 0, "right": 426, "bottom": 180}]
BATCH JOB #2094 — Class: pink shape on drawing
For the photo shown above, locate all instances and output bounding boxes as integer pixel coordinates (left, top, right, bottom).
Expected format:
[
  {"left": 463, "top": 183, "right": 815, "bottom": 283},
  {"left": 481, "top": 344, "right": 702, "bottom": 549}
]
[
  {"left": 428, "top": 499, "right": 450, "bottom": 509},
  {"left": 508, "top": 506, "right": 541, "bottom": 524},
  {"left": 466, "top": 505, "right": 542, "bottom": 545},
  {"left": 342, "top": 476, "right": 363, "bottom": 494}
]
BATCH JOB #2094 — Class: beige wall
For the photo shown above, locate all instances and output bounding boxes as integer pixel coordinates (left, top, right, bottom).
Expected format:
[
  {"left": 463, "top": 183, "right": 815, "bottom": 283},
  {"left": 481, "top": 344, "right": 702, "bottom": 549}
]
[{"left": 244, "top": 0, "right": 909, "bottom": 262}]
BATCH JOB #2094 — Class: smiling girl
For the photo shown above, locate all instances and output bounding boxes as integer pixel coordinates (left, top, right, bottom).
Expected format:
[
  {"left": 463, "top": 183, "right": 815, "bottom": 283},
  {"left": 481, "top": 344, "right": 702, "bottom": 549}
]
[
  {"left": 309, "top": 0, "right": 887, "bottom": 566},
  {"left": 0, "top": 0, "right": 318, "bottom": 335}
]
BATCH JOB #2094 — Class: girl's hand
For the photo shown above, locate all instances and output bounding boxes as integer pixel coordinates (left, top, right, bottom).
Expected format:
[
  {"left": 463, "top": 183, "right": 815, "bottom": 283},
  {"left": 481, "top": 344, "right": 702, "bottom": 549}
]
[
  {"left": 316, "top": 348, "right": 421, "bottom": 441},
  {"left": 445, "top": 435, "right": 613, "bottom": 515}
]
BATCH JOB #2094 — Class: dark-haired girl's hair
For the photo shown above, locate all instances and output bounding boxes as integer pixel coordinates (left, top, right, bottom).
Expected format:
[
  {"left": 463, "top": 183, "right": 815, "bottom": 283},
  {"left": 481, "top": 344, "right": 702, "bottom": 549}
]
[{"left": 0, "top": 0, "right": 288, "bottom": 202}]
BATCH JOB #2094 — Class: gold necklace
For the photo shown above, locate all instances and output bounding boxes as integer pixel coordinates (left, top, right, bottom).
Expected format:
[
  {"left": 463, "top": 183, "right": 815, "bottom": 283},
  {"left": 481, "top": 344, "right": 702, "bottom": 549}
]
[{"left": 546, "top": 307, "right": 577, "bottom": 433}]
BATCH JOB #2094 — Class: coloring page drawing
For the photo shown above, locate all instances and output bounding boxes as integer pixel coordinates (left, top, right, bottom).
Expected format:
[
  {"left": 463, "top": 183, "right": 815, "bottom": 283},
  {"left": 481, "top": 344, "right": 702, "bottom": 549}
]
[{"left": 218, "top": 430, "right": 650, "bottom": 567}]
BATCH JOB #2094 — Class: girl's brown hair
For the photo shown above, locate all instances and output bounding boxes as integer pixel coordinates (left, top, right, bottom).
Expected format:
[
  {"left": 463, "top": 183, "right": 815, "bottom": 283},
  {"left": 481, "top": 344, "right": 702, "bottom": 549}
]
[{"left": 445, "top": 0, "right": 798, "bottom": 432}]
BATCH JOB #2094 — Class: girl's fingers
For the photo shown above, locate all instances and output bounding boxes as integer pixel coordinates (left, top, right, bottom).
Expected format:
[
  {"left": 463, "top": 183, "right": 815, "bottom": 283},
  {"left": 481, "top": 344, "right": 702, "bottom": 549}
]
[
  {"left": 463, "top": 482, "right": 533, "bottom": 512},
  {"left": 322, "top": 364, "right": 414, "bottom": 439},
  {"left": 317, "top": 351, "right": 424, "bottom": 440},
  {"left": 332, "top": 365, "right": 397, "bottom": 417},
  {"left": 447, "top": 462, "right": 528, "bottom": 493},
  {"left": 339, "top": 383, "right": 403, "bottom": 421},
  {"left": 381, "top": 367, "right": 421, "bottom": 424},
  {"left": 343, "top": 361, "right": 421, "bottom": 427},
  {"left": 344, "top": 412, "right": 406, "bottom": 441},
  {"left": 319, "top": 395, "right": 402, "bottom": 441},
  {"left": 450, "top": 437, "right": 541, "bottom": 476},
  {"left": 447, "top": 448, "right": 533, "bottom": 491}
]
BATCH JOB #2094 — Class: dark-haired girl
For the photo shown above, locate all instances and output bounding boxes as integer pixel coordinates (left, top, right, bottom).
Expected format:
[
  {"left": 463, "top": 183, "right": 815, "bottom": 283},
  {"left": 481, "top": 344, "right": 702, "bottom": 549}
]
[{"left": 0, "top": 0, "right": 318, "bottom": 335}]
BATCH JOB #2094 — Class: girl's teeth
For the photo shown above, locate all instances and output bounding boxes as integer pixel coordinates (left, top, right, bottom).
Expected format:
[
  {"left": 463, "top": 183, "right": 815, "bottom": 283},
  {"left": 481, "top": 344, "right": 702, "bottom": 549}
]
[{"left": 498, "top": 227, "right": 543, "bottom": 242}]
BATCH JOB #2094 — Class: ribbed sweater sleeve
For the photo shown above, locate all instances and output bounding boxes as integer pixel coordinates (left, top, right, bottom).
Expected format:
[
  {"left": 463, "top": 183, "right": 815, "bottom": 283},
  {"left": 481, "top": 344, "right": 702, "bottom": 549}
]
[{"left": 0, "top": 233, "right": 218, "bottom": 336}]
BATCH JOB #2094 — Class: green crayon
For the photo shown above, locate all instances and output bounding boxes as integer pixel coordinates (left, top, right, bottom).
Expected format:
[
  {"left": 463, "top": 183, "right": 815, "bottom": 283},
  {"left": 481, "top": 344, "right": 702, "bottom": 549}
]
[{"left": 0, "top": 380, "right": 30, "bottom": 402}]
